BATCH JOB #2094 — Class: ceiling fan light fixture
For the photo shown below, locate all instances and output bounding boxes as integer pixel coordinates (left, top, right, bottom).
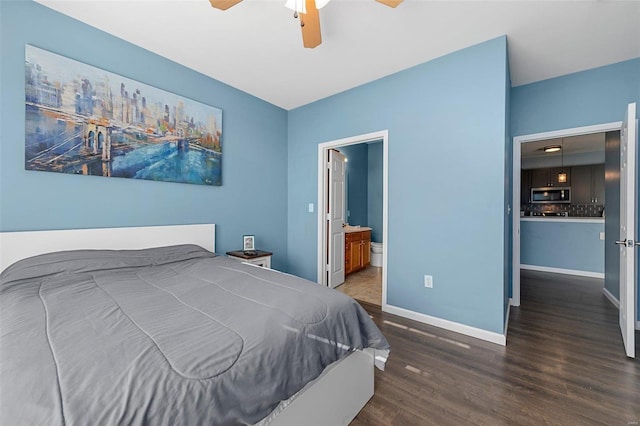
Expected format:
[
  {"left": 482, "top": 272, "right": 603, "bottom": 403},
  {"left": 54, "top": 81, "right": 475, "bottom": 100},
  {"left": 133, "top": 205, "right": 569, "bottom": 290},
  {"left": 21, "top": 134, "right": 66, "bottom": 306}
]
[
  {"left": 285, "top": 0, "right": 329, "bottom": 13},
  {"left": 543, "top": 145, "right": 561, "bottom": 153}
]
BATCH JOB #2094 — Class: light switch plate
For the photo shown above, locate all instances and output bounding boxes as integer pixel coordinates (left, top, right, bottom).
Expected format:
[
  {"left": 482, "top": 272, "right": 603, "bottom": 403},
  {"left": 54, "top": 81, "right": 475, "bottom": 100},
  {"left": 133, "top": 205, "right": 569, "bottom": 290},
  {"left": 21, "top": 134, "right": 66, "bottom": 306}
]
[
  {"left": 424, "top": 275, "right": 433, "bottom": 288},
  {"left": 308, "top": 203, "right": 314, "bottom": 213},
  {"left": 599, "top": 232, "right": 605, "bottom": 241}
]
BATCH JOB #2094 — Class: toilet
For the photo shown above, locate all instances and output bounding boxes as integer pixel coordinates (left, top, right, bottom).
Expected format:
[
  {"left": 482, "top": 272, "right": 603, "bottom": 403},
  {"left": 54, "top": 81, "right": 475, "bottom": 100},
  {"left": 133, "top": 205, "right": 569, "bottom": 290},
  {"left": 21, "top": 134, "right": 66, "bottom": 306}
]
[{"left": 370, "top": 242, "right": 383, "bottom": 267}]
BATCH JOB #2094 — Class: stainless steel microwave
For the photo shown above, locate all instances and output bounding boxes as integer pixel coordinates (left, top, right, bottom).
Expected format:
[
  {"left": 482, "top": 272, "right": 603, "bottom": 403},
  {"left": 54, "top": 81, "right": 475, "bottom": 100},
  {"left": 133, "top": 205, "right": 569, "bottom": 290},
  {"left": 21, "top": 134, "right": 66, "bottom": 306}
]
[{"left": 531, "top": 187, "right": 571, "bottom": 204}]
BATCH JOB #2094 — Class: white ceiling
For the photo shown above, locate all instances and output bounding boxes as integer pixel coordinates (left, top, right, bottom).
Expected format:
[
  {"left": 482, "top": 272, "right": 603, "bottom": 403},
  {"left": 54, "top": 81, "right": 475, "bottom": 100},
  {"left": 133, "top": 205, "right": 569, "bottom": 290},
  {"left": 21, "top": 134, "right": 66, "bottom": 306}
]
[
  {"left": 35, "top": 0, "right": 640, "bottom": 110},
  {"left": 521, "top": 133, "right": 605, "bottom": 159}
]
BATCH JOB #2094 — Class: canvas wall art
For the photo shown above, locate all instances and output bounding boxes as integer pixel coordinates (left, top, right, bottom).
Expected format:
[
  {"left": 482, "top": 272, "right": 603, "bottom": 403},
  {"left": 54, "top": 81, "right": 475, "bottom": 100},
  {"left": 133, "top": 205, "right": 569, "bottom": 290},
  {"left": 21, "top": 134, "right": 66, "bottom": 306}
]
[{"left": 24, "top": 45, "right": 222, "bottom": 186}]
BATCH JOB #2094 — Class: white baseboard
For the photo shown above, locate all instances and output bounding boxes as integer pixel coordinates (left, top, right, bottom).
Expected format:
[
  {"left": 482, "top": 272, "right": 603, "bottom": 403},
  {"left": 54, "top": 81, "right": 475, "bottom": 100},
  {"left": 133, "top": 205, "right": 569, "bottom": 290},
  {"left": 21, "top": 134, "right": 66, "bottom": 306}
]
[
  {"left": 520, "top": 264, "right": 604, "bottom": 279},
  {"left": 383, "top": 304, "right": 506, "bottom": 346},
  {"left": 601, "top": 287, "right": 620, "bottom": 309}
]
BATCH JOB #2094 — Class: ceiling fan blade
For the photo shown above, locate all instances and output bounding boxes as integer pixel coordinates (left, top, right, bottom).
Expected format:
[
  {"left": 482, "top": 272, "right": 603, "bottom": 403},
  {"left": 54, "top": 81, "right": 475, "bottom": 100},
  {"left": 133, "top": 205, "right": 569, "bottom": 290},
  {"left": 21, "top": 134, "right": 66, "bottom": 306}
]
[
  {"left": 299, "top": 0, "right": 322, "bottom": 48},
  {"left": 375, "top": 0, "right": 403, "bottom": 7},
  {"left": 209, "top": 0, "right": 243, "bottom": 11}
]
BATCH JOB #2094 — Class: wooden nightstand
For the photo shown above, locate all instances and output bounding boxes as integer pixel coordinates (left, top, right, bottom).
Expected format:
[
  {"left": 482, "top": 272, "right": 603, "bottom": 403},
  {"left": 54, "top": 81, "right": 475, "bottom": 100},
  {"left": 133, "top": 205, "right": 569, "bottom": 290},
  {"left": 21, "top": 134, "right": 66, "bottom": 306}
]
[{"left": 226, "top": 250, "right": 273, "bottom": 269}]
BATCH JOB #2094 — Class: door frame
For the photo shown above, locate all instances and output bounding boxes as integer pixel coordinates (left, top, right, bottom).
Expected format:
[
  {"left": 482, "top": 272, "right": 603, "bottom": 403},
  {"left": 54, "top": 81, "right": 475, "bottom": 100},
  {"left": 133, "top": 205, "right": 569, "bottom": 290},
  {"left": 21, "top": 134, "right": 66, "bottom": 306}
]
[
  {"left": 317, "top": 130, "right": 389, "bottom": 308},
  {"left": 512, "top": 121, "right": 623, "bottom": 307}
]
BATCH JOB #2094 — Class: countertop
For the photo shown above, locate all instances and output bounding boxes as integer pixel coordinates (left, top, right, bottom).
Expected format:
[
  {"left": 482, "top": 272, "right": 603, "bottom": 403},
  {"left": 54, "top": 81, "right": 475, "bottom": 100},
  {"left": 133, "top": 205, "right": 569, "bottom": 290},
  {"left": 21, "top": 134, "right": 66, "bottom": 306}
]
[
  {"left": 520, "top": 216, "right": 604, "bottom": 223},
  {"left": 344, "top": 226, "right": 372, "bottom": 233}
]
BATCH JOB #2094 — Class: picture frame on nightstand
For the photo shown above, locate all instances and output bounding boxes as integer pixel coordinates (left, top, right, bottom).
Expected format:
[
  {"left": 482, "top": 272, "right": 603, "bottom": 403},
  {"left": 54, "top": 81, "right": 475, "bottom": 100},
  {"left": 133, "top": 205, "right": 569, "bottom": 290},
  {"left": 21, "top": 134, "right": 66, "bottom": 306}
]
[{"left": 243, "top": 235, "right": 256, "bottom": 255}]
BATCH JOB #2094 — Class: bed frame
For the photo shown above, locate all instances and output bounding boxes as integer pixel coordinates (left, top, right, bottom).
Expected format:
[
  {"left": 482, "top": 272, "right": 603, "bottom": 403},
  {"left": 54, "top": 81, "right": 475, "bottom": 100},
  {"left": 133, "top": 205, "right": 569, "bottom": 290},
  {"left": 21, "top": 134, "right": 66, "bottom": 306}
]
[{"left": 0, "top": 224, "right": 374, "bottom": 426}]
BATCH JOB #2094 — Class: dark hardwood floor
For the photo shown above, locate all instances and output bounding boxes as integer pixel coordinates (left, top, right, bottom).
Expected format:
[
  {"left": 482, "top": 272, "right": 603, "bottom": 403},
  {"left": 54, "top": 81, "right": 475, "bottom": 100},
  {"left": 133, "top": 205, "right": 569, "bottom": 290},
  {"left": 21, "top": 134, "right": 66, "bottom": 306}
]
[{"left": 354, "top": 270, "right": 640, "bottom": 425}]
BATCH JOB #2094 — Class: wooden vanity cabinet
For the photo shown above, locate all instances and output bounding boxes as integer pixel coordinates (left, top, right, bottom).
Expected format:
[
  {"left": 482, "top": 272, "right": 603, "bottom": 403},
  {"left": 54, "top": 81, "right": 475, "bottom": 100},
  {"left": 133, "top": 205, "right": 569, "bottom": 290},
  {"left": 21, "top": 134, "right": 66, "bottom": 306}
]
[{"left": 345, "top": 230, "right": 371, "bottom": 275}]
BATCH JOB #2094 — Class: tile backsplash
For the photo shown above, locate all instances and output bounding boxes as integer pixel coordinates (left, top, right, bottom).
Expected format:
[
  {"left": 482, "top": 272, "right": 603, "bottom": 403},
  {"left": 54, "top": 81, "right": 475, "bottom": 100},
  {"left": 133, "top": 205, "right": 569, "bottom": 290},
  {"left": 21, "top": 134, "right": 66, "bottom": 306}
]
[{"left": 522, "top": 203, "right": 604, "bottom": 217}]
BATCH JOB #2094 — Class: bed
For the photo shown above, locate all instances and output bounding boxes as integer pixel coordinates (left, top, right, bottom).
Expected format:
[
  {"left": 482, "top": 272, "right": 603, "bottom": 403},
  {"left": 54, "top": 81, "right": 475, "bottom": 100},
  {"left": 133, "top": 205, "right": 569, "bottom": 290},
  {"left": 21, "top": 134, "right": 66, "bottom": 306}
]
[{"left": 0, "top": 224, "right": 389, "bottom": 426}]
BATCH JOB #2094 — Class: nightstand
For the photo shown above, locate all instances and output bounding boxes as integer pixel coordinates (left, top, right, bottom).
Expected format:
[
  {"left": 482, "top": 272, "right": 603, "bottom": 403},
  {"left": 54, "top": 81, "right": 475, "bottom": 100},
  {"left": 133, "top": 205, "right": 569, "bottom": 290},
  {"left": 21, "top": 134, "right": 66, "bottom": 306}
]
[{"left": 226, "top": 250, "right": 273, "bottom": 269}]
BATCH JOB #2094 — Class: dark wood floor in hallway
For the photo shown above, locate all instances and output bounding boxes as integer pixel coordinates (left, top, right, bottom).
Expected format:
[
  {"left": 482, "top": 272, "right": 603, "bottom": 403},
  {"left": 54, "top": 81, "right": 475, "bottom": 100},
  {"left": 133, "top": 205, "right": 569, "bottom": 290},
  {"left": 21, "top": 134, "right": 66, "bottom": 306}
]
[{"left": 354, "top": 270, "right": 640, "bottom": 425}]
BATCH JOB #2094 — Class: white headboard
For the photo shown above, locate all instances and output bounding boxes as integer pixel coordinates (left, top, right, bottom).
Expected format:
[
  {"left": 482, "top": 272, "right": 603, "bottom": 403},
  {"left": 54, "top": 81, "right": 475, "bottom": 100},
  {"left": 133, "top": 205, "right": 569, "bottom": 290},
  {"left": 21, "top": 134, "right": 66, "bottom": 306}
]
[{"left": 0, "top": 224, "right": 215, "bottom": 273}]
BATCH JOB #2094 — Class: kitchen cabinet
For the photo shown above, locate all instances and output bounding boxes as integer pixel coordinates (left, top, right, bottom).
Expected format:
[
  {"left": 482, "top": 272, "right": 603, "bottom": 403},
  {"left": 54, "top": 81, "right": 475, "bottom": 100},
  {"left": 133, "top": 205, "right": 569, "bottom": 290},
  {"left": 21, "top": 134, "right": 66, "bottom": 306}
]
[
  {"left": 530, "top": 167, "right": 571, "bottom": 188},
  {"left": 345, "top": 230, "right": 371, "bottom": 275},
  {"left": 592, "top": 164, "right": 605, "bottom": 204},
  {"left": 521, "top": 170, "right": 531, "bottom": 205},
  {"left": 571, "top": 164, "right": 605, "bottom": 204}
]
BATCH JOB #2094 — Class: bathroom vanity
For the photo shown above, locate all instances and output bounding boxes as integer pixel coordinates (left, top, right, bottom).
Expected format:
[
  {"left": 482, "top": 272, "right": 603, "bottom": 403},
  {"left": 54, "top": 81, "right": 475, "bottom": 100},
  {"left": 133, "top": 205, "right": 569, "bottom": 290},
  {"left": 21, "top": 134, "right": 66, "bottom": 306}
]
[{"left": 345, "top": 227, "right": 371, "bottom": 275}]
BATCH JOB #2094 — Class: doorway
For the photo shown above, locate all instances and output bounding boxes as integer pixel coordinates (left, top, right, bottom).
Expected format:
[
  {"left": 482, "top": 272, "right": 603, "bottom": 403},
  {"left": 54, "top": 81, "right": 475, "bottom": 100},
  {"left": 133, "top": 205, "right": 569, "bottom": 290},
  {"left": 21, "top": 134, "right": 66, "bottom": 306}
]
[
  {"left": 512, "top": 122, "right": 623, "bottom": 306},
  {"left": 512, "top": 113, "right": 637, "bottom": 358},
  {"left": 317, "top": 130, "right": 388, "bottom": 308}
]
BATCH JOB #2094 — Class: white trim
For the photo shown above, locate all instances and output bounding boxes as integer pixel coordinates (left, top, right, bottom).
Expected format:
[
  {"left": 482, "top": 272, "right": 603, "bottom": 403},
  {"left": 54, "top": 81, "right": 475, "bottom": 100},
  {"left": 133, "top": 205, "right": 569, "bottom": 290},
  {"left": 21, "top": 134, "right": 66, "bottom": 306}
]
[
  {"left": 520, "top": 217, "right": 605, "bottom": 224},
  {"left": 384, "top": 304, "right": 506, "bottom": 346},
  {"left": 317, "top": 130, "right": 389, "bottom": 310},
  {"left": 512, "top": 121, "right": 622, "bottom": 308},
  {"left": 520, "top": 264, "right": 605, "bottom": 279},
  {"left": 602, "top": 287, "right": 620, "bottom": 309},
  {"left": 0, "top": 224, "right": 216, "bottom": 273}
]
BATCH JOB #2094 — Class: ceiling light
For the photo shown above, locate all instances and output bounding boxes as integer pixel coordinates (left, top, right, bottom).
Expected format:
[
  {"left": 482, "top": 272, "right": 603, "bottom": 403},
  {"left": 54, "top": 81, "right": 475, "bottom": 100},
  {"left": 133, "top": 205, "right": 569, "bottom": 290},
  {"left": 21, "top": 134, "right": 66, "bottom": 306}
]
[
  {"left": 544, "top": 145, "right": 561, "bottom": 153},
  {"left": 285, "top": 0, "right": 330, "bottom": 14},
  {"left": 557, "top": 138, "right": 567, "bottom": 183},
  {"left": 211, "top": 0, "right": 402, "bottom": 49}
]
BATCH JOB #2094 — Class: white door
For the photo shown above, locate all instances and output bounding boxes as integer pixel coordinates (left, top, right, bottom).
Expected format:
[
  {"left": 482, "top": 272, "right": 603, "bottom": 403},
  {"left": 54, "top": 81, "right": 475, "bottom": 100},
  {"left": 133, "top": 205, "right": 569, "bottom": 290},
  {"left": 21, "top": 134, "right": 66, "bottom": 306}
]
[
  {"left": 617, "top": 102, "right": 637, "bottom": 358},
  {"left": 328, "top": 149, "right": 346, "bottom": 288}
]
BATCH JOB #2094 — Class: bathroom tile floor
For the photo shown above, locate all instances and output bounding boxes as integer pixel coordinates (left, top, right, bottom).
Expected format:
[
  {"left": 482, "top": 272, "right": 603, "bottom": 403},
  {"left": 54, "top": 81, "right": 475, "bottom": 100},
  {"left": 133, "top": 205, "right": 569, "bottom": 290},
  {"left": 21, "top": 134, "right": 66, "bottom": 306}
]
[{"left": 336, "top": 266, "right": 382, "bottom": 306}]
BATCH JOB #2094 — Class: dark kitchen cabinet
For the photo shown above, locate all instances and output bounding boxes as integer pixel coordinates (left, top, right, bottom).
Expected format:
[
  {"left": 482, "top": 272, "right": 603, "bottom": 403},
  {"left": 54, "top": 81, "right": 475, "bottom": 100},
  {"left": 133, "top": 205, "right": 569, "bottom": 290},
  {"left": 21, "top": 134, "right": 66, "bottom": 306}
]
[
  {"left": 592, "top": 164, "right": 605, "bottom": 204},
  {"left": 530, "top": 167, "right": 571, "bottom": 188},
  {"left": 571, "top": 164, "right": 605, "bottom": 204},
  {"left": 571, "top": 166, "right": 591, "bottom": 204},
  {"left": 530, "top": 168, "right": 549, "bottom": 188},
  {"left": 521, "top": 170, "right": 531, "bottom": 205}
]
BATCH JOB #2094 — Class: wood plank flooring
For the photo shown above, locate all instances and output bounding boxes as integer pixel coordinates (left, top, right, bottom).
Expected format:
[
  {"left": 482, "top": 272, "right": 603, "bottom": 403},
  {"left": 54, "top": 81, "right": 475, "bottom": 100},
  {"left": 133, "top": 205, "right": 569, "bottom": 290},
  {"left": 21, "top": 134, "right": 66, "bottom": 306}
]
[{"left": 354, "top": 270, "right": 640, "bottom": 425}]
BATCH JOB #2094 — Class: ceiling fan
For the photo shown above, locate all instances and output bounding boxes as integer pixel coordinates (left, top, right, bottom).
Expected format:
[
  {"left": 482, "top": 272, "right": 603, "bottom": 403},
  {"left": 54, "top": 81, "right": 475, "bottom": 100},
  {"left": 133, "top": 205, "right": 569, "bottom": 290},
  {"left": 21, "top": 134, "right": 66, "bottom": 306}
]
[{"left": 209, "top": 0, "right": 403, "bottom": 48}]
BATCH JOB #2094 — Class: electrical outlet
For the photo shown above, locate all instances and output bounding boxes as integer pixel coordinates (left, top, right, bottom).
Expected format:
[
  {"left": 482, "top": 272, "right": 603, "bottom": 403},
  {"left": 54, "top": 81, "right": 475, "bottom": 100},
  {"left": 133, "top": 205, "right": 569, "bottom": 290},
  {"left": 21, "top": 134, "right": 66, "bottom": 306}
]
[
  {"left": 308, "top": 203, "right": 314, "bottom": 213},
  {"left": 599, "top": 232, "right": 605, "bottom": 241},
  {"left": 424, "top": 275, "right": 433, "bottom": 288}
]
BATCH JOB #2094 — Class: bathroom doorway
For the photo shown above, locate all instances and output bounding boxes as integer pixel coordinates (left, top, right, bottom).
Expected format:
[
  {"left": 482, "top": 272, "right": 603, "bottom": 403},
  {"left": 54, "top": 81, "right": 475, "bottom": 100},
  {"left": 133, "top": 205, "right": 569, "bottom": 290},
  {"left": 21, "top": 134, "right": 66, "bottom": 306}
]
[{"left": 317, "top": 130, "right": 388, "bottom": 308}]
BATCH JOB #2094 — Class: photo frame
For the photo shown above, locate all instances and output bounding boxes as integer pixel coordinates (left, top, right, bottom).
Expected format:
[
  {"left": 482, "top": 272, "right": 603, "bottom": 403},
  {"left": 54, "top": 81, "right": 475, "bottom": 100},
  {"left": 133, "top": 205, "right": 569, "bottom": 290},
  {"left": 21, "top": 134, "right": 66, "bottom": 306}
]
[{"left": 243, "top": 235, "right": 255, "bottom": 253}]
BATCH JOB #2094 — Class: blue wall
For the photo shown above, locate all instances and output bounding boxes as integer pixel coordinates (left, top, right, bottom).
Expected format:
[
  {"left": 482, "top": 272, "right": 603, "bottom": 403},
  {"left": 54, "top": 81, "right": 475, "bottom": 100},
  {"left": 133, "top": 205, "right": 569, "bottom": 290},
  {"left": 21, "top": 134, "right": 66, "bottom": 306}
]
[
  {"left": 0, "top": 1, "right": 289, "bottom": 269},
  {"left": 511, "top": 58, "right": 640, "bottom": 319},
  {"left": 367, "top": 141, "right": 383, "bottom": 243},
  {"left": 288, "top": 36, "right": 509, "bottom": 334},
  {"left": 341, "top": 141, "right": 383, "bottom": 243},
  {"left": 521, "top": 220, "right": 605, "bottom": 273},
  {"left": 341, "top": 144, "right": 368, "bottom": 227}
]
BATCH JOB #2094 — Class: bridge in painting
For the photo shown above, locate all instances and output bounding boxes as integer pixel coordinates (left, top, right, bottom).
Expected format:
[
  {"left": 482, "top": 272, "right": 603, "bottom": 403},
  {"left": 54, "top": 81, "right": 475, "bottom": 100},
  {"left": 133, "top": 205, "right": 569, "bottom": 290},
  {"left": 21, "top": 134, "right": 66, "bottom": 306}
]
[{"left": 84, "top": 119, "right": 112, "bottom": 161}]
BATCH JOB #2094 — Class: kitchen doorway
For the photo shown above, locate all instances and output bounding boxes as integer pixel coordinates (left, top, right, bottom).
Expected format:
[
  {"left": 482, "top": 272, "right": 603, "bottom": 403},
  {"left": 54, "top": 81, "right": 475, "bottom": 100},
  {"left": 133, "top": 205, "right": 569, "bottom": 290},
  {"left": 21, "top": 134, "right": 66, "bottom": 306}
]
[
  {"left": 511, "top": 113, "right": 637, "bottom": 358},
  {"left": 513, "top": 122, "right": 622, "bottom": 306},
  {"left": 317, "top": 130, "right": 388, "bottom": 308}
]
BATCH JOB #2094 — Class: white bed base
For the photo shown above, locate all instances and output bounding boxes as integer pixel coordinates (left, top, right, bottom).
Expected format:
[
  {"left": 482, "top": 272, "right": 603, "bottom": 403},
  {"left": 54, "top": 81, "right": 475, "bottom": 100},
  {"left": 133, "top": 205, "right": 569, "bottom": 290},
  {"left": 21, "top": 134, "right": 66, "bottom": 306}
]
[{"left": 0, "top": 224, "right": 375, "bottom": 425}]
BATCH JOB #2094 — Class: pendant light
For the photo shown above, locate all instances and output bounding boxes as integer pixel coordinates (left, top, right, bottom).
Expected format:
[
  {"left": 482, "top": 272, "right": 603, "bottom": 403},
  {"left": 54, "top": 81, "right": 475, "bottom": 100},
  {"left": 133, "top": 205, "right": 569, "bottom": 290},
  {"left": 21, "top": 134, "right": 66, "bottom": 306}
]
[{"left": 557, "top": 138, "right": 567, "bottom": 183}]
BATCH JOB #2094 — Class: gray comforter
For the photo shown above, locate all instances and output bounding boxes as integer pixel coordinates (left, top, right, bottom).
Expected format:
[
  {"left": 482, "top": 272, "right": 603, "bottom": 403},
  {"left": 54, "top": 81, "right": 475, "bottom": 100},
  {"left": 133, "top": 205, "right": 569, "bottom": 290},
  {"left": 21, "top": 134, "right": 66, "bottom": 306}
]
[{"left": 0, "top": 245, "right": 389, "bottom": 426}]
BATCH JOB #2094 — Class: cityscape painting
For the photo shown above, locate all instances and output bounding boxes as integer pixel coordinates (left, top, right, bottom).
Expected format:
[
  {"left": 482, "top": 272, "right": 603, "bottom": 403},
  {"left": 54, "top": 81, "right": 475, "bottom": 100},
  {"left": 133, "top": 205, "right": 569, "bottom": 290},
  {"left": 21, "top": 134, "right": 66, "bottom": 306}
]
[{"left": 25, "top": 45, "right": 222, "bottom": 186}]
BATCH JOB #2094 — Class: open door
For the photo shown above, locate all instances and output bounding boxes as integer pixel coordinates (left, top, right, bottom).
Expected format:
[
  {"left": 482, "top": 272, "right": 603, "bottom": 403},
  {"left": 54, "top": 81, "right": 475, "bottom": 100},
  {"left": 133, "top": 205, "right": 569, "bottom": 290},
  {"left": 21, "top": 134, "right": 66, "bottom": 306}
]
[
  {"left": 616, "top": 102, "right": 637, "bottom": 358},
  {"left": 327, "top": 149, "right": 346, "bottom": 288}
]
